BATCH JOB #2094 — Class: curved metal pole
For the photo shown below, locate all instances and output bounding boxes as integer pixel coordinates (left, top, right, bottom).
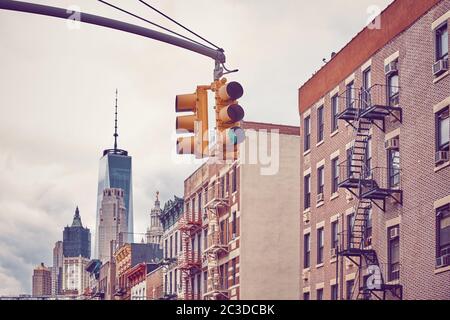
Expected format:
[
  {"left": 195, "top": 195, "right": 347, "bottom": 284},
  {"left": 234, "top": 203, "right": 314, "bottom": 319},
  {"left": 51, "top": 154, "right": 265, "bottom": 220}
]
[{"left": 0, "top": 0, "right": 226, "bottom": 64}]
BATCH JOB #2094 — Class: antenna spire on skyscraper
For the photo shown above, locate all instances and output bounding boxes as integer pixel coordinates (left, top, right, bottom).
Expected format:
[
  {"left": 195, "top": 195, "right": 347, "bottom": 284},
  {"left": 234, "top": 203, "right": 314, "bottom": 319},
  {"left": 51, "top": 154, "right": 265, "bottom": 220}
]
[{"left": 114, "top": 89, "right": 118, "bottom": 151}]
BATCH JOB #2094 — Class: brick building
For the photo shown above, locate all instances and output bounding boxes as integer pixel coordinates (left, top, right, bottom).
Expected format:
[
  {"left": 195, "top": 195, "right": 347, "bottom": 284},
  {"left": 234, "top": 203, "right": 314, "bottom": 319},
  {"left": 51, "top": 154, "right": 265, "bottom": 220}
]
[
  {"left": 298, "top": 0, "right": 450, "bottom": 300},
  {"left": 159, "top": 196, "right": 184, "bottom": 299},
  {"left": 180, "top": 121, "right": 300, "bottom": 300},
  {"left": 32, "top": 263, "right": 52, "bottom": 297},
  {"left": 146, "top": 266, "right": 164, "bottom": 300}
]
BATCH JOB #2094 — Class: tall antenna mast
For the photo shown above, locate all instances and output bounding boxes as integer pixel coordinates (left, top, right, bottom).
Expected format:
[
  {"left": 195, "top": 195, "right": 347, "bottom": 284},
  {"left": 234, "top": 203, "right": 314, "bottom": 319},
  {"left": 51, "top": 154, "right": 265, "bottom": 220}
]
[{"left": 114, "top": 89, "right": 118, "bottom": 151}]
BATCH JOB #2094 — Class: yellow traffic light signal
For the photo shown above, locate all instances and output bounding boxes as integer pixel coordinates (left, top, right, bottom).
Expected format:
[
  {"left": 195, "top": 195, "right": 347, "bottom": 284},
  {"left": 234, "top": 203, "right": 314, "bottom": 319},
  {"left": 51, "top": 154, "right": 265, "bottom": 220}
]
[
  {"left": 175, "top": 85, "right": 210, "bottom": 158},
  {"left": 212, "top": 78, "right": 245, "bottom": 160}
]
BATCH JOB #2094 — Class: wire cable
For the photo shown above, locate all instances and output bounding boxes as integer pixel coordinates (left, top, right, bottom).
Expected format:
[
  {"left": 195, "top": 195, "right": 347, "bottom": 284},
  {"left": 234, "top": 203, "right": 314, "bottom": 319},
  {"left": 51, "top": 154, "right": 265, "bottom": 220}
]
[
  {"left": 138, "top": 0, "right": 221, "bottom": 50},
  {"left": 97, "top": 0, "right": 214, "bottom": 50}
]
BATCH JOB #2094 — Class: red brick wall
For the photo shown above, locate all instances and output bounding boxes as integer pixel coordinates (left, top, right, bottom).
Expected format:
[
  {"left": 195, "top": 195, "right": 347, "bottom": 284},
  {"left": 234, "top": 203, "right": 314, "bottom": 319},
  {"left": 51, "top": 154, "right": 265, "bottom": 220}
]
[{"left": 299, "top": 0, "right": 450, "bottom": 300}]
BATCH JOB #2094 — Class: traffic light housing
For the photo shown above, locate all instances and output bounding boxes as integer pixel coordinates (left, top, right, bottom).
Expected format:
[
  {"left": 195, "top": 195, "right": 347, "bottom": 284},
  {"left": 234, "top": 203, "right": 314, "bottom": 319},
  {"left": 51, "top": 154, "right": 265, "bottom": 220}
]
[
  {"left": 213, "top": 78, "right": 245, "bottom": 160},
  {"left": 175, "top": 86, "right": 209, "bottom": 158}
]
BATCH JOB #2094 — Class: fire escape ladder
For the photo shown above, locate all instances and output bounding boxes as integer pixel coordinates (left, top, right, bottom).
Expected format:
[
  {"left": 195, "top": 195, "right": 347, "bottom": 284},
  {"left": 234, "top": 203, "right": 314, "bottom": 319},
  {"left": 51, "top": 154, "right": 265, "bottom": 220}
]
[{"left": 336, "top": 87, "right": 402, "bottom": 300}]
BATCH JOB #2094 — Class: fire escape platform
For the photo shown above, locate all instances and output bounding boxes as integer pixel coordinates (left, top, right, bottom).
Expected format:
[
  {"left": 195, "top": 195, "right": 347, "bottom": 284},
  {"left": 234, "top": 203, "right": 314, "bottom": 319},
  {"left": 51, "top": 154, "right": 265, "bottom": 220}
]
[
  {"left": 337, "top": 108, "right": 359, "bottom": 121},
  {"left": 359, "top": 104, "right": 402, "bottom": 121}
]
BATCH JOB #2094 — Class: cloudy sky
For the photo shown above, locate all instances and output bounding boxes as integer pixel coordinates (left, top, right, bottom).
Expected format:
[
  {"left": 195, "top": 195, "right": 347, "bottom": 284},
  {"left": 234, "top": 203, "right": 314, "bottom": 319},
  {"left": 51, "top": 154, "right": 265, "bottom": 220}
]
[{"left": 0, "top": 0, "right": 392, "bottom": 295}]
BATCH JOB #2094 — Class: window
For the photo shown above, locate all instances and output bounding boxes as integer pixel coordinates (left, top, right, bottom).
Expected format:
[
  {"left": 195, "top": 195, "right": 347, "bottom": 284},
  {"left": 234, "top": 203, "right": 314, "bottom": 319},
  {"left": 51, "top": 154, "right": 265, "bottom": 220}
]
[
  {"left": 362, "top": 68, "right": 372, "bottom": 109},
  {"left": 304, "top": 115, "right": 311, "bottom": 152},
  {"left": 197, "top": 234, "right": 202, "bottom": 260},
  {"left": 169, "top": 272, "right": 173, "bottom": 294},
  {"left": 436, "top": 107, "right": 449, "bottom": 152},
  {"left": 346, "top": 148, "right": 352, "bottom": 179},
  {"left": 198, "top": 192, "right": 202, "bottom": 216},
  {"left": 232, "top": 258, "right": 237, "bottom": 286},
  {"left": 435, "top": 22, "right": 448, "bottom": 61},
  {"left": 232, "top": 168, "right": 237, "bottom": 193},
  {"left": 346, "top": 280, "right": 354, "bottom": 300},
  {"left": 317, "top": 227, "right": 324, "bottom": 264},
  {"left": 196, "top": 274, "right": 201, "bottom": 298},
  {"left": 164, "top": 274, "right": 168, "bottom": 294},
  {"left": 164, "top": 239, "right": 168, "bottom": 259},
  {"left": 317, "top": 166, "right": 324, "bottom": 196},
  {"left": 388, "top": 149, "right": 400, "bottom": 189},
  {"left": 365, "top": 137, "right": 372, "bottom": 178},
  {"left": 174, "top": 269, "right": 178, "bottom": 294},
  {"left": 220, "top": 176, "right": 225, "bottom": 198},
  {"left": 316, "top": 288, "right": 324, "bottom": 300},
  {"left": 179, "top": 231, "right": 183, "bottom": 252},
  {"left": 204, "top": 229, "right": 208, "bottom": 249},
  {"left": 331, "top": 157, "right": 339, "bottom": 194},
  {"left": 331, "top": 95, "right": 339, "bottom": 132},
  {"left": 226, "top": 172, "right": 230, "bottom": 193},
  {"left": 387, "top": 72, "right": 399, "bottom": 106},
  {"left": 304, "top": 233, "right": 311, "bottom": 268},
  {"left": 224, "top": 262, "right": 229, "bottom": 289},
  {"left": 364, "top": 208, "right": 372, "bottom": 244},
  {"left": 232, "top": 211, "right": 237, "bottom": 238},
  {"left": 220, "top": 220, "right": 226, "bottom": 244},
  {"left": 304, "top": 174, "right": 311, "bottom": 209},
  {"left": 203, "top": 271, "right": 207, "bottom": 294},
  {"left": 347, "top": 213, "right": 355, "bottom": 249},
  {"left": 346, "top": 81, "right": 355, "bottom": 109},
  {"left": 331, "top": 284, "right": 338, "bottom": 300},
  {"left": 388, "top": 226, "right": 400, "bottom": 281},
  {"left": 169, "top": 236, "right": 173, "bottom": 258},
  {"left": 303, "top": 292, "right": 310, "bottom": 300},
  {"left": 174, "top": 232, "right": 178, "bottom": 256},
  {"left": 331, "top": 221, "right": 339, "bottom": 249},
  {"left": 437, "top": 205, "right": 450, "bottom": 264},
  {"left": 317, "top": 105, "right": 324, "bottom": 143}
]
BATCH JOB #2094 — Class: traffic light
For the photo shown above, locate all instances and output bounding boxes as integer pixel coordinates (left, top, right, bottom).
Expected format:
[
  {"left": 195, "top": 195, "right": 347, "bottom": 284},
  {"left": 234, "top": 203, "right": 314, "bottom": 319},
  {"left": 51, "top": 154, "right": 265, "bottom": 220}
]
[
  {"left": 213, "top": 78, "right": 245, "bottom": 160},
  {"left": 175, "top": 85, "right": 210, "bottom": 158}
]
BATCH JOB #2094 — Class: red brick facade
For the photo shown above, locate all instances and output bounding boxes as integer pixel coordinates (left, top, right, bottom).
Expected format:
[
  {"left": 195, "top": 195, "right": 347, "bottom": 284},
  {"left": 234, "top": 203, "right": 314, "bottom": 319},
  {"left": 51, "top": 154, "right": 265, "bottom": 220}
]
[{"left": 299, "top": 0, "right": 450, "bottom": 300}]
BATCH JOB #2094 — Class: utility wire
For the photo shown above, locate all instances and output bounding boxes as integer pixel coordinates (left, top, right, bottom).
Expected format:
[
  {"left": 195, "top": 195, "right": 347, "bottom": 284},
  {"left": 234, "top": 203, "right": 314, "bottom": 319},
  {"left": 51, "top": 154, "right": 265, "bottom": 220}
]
[
  {"left": 138, "top": 0, "right": 221, "bottom": 50},
  {"left": 97, "top": 0, "right": 214, "bottom": 50}
]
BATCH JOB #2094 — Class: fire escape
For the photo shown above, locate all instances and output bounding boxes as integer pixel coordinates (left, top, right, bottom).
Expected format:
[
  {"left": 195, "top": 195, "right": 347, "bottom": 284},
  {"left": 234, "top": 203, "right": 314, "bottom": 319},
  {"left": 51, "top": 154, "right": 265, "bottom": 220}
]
[
  {"left": 178, "top": 208, "right": 202, "bottom": 300},
  {"left": 336, "top": 82, "right": 403, "bottom": 300},
  {"left": 203, "top": 181, "right": 229, "bottom": 300}
]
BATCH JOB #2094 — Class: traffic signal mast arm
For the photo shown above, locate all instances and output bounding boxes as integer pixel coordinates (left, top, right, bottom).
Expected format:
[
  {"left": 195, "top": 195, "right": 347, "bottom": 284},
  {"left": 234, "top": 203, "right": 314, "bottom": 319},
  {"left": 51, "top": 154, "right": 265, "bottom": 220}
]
[{"left": 0, "top": 0, "right": 225, "bottom": 64}]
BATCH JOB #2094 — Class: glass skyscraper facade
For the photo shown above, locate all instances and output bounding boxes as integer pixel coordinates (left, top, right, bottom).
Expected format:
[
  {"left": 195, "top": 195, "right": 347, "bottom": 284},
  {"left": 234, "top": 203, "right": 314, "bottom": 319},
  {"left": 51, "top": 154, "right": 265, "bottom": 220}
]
[{"left": 95, "top": 149, "right": 133, "bottom": 259}]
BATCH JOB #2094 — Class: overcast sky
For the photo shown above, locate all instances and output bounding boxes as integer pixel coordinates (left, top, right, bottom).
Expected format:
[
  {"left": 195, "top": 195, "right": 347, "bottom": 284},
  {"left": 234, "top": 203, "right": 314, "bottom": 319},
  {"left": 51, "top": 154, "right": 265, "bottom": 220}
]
[{"left": 0, "top": 0, "right": 392, "bottom": 295}]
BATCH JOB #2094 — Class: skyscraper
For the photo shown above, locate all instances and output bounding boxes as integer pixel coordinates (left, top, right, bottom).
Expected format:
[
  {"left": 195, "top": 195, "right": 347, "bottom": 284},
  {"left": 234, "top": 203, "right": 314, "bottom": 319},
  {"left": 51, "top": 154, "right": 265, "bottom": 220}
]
[
  {"left": 32, "top": 263, "right": 52, "bottom": 297},
  {"left": 98, "top": 188, "right": 128, "bottom": 263},
  {"left": 52, "top": 241, "right": 63, "bottom": 296},
  {"left": 146, "top": 191, "right": 163, "bottom": 246},
  {"left": 95, "top": 90, "right": 133, "bottom": 258},
  {"left": 63, "top": 207, "right": 91, "bottom": 259}
]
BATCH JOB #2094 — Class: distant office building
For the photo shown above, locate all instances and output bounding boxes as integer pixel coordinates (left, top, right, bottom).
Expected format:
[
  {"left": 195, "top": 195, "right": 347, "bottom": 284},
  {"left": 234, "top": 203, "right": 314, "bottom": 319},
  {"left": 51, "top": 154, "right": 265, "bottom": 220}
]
[
  {"left": 32, "top": 263, "right": 52, "bottom": 297},
  {"left": 95, "top": 91, "right": 133, "bottom": 257},
  {"left": 63, "top": 207, "right": 91, "bottom": 259},
  {"left": 62, "top": 256, "right": 90, "bottom": 296},
  {"left": 98, "top": 188, "right": 128, "bottom": 263},
  {"left": 146, "top": 191, "right": 163, "bottom": 246},
  {"left": 52, "top": 241, "right": 63, "bottom": 296}
]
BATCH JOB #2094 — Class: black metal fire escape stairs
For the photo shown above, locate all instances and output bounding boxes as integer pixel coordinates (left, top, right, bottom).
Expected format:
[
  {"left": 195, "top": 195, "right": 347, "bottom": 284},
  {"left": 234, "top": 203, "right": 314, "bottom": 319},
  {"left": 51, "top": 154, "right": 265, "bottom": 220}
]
[{"left": 336, "top": 88, "right": 403, "bottom": 300}]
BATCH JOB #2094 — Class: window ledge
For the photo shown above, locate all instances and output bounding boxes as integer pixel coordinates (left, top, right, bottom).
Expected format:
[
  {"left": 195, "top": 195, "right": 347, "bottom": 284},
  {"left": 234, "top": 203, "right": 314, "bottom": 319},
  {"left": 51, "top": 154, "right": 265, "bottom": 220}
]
[
  {"left": 316, "top": 201, "right": 325, "bottom": 208},
  {"left": 316, "top": 263, "right": 324, "bottom": 269},
  {"left": 434, "top": 265, "right": 450, "bottom": 274},
  {"left": 433, "top": 70, "right": 449, "bottom": 84},
  {"left": 303, "top": 150, "right": 311, "bottom": 157},
  {"left": 330, "top": 130, "right": 339, "bottom": 138},
  {"left": 330, "top": 257, "right": 337, "bottom": 264},
  {"left": 303, "top": 208, "right": 311, "bottom": 215},
  {"left": 330, "top": 193, "right": 339, "bottom": 201},
  {"left": 316, "top": 140, "right": 324, "bottom": 148},
  {"left": 435, "top": 161, "right": 450, "bottom": 172},
  {"left": 303, "top": 267, "right": 311, "bottom": 272}
]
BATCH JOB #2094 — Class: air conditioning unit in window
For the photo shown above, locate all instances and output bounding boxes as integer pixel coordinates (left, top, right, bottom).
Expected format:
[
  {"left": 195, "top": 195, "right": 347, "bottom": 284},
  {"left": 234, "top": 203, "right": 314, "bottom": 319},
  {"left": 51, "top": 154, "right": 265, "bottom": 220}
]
[
  {"left": 389, "top": 227, "right": 400, "bottom": 239},
  {"left": 303, "top": 211, "right": 311, "bottom": 224},
  {"left": 433, "top": 58, "right": 449, "bottom": 77},
  {"left": 436, "top": 254, "right": 450, "bottom": 268},
  {"left": 364, "top": 236, "right": 372, "bottom": 247},
  {"left": 385, "top": 137, "right": 400, "bottom": 150},
  {"left": 435, "top": 150, "right": 449, "bottom": 165},
  {"left": 302, "top": 270, "right": 310, "bottom": 281},
  {"left": 317, "top": 193, "right": 324, "bottom": 203},
  {"left": 385, "top": 60, "right": 398, "bottom": 75},
  {"left": 330, "top": 248, "right": 337, "bottom": 258}
]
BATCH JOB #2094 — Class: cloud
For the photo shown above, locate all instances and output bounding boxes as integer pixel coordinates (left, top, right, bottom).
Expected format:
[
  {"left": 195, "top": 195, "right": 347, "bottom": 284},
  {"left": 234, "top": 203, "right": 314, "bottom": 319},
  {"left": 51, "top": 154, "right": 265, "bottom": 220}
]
[{"left": 0, "top": 0, "right": 392, "bottom": 295}]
